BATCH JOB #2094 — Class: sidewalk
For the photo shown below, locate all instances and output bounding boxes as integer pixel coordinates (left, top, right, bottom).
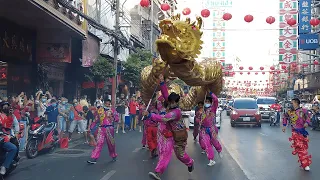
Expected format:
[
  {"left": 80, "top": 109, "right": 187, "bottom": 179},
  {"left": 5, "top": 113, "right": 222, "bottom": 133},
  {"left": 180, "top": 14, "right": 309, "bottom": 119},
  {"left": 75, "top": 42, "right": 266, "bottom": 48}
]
[{"left": 19, "top": 132, "right": 84, "bottom": 157}]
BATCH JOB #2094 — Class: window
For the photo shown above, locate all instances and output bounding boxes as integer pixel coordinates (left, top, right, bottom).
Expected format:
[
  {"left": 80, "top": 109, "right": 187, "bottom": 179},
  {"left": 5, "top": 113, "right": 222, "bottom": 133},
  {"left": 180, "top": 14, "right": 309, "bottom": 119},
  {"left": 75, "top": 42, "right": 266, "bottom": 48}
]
[
  {"left": 257, "top": 98, "right": 275, "bottom": 104},
  {"left": 234, "top": 99, "right": 257, "bottom": 109}
]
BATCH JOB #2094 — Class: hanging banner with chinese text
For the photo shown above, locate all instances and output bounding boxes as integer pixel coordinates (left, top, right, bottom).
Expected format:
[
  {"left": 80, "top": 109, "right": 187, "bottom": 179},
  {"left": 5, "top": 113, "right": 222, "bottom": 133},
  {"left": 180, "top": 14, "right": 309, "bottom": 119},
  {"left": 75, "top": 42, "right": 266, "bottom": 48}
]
[
  {"left": 298, "top": 0, "right": 311, "bottom": 34},
  {"left": 82, "top": 33, "right": 100, "bottom": 67},
  {"left": 279, "top": 0, "right": 298, "bottom": 64}
]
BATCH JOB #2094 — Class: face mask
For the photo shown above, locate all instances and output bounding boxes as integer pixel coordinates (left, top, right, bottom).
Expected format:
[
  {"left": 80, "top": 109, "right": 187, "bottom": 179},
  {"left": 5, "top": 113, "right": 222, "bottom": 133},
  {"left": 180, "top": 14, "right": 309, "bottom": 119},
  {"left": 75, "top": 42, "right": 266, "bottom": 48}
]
[
  {"left": 62, "top": 101, "right": 67, "bottom": 105},
  {"left": 52, "top": 103, "right": 57, "bottom": 107},
  {"left": 41, "top": 98, "right": 47, "bottom": 103},
  {"left": 205, "top": 103, "right": 211, "bottom": 108}
]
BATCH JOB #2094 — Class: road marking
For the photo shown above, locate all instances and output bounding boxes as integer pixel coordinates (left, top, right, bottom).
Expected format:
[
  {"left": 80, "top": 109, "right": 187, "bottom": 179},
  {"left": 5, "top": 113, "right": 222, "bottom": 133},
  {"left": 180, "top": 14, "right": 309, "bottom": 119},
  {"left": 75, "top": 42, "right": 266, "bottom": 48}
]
[
  {"left": 132, "top": 148, "right": 140, "bottom": 153},
  {"left": 100, "top": 170, "right": 116, "bottom": 180},
  {"left": 259, "top": 133, "right": 268, "bottom": 136}
]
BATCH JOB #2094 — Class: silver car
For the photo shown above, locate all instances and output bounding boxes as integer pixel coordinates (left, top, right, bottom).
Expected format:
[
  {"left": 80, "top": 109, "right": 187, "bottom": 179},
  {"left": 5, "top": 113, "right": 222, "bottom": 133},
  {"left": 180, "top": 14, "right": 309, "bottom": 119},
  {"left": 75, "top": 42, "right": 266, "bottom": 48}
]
[{"left": 256, "top": 97, "right": 276, "bottom": 119}]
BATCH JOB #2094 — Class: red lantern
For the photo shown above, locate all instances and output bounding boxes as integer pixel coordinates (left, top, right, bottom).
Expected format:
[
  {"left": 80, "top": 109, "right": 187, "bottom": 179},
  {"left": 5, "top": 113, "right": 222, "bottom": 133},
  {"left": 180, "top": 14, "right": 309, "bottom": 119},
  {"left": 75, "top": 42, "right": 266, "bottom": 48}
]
[
  {"left": 140, "top": 0, "right": 149, "bottom": 7},
  {"left": 314, "top": 60, "right": 319, "bottom": 65},
  {"left": 302, "top": 63, "right": 308, "bottom": 67},
  {"left": 223, "top": 13, "right": 232, "bottom": 21},
  {"left": 291, "top": 62, "right": 297, "bottom": 67},
  {"left": 160, "top": 3, "right": 170, "bottom": 11},
  {"left": 310, "top": 18, "right": 320, "bottom": 27},
  {"left": 260, "top": 67, "right": 264, "bottom": 70},
  {"left": 281, "top": 65, "right": 287, "bottom": 70},
  {"left": 255, "top": 72, "right": 258, "bottom": 75},
  {"left": 240, "top": 72, "right": 243, "bottom": 75},
  {"left": 262, "top": 72, "right": 265, "bottom": 74},
  {"left": 201, "top": 9, "right": 210, "bottom": 18},
  {"left": 239, "top": 66, "right": 244, "bottom": 70},
  {"left": 249, "top": 66, "right": 253, "bottom": 70},
  {"left": 182, "top": 8, "right": 191, "bottom": 15},
  {"left": 284, "top": 70, "right": 288, "bottom": 73},
  {"left": 287, "top": 18, "right": 297, "bottom": 26},
  {"left": 244, "top": 15, "right": 254, "bottom": 23},
  {"left": 247, "top": 72, "right": 250, "bottom": 75},
  {"left": 266, "top": 16, "right": 275, "bottom": 24},
  {"left": 224, "top": 72, "right": 229, "bottom": 76},
  {"left": 270, "top": 66, "right": 275, "bottom": 70}
]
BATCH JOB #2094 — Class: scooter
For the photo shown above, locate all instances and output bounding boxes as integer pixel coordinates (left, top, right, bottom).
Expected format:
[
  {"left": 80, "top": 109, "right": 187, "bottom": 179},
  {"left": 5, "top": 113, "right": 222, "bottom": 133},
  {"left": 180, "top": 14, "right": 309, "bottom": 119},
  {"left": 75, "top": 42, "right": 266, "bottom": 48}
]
[
  {"left": 312, "top": 114, "right": 320, "bottom": 130},
  {"left": 25, "top": 118, "right": 59, "bottom": 159},
  {"left": 0, "top": 131, "right": 20, "bottom": 177}
]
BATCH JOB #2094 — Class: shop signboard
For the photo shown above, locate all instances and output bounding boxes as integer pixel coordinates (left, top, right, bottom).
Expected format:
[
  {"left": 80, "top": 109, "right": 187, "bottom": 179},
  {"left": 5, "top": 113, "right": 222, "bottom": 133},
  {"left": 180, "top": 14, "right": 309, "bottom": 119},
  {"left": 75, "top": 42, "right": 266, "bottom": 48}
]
[
  {"left": 298, "top": 0, "right": 311, "bottom": 34},
  {"left": 298, "top": 33, "right": 319, "bottom": 50}
]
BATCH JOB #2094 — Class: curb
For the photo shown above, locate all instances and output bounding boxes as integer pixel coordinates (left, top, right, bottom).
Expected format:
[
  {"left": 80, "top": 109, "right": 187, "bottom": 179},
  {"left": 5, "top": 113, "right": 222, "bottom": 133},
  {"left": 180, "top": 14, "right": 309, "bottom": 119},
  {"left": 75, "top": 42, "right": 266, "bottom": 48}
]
[{"left": 19, "top": 133, "right": 84, "bottom": 158}]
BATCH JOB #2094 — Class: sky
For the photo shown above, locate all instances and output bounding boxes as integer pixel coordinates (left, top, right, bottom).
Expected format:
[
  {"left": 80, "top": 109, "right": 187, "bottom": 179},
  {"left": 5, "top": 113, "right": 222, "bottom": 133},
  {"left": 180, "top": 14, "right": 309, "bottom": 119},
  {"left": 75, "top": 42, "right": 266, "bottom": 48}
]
[{"left": 123, "top": 0, "right": 280, "bottom": 88}]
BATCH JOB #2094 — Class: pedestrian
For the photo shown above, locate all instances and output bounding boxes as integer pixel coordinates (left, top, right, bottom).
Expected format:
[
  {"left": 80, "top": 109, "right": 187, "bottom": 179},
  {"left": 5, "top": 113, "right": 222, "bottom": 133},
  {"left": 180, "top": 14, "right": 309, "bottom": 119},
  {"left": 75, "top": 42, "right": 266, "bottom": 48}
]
[
  {"left": 116, "top": 94, "right": 127, "bottom": 134},
  {"left": 282, "top": 98, "right": 312, "bottom": 171},
  {"left": 193, "top": 101, "right": 204, "bottom": 141},
  {"left": 144, "top": 74, "right": 194, "bottom": 180},
  {"left": 129, "top": 96, "right": 139, "bottom": 131},
  {"left": 45, "top": 99, "right": 59, "bottom": 124},
  {"left": 145, "top": 102, "right": 159, "bottom": 158},
  {"left": 199, "top": 92, "right": 223, "bottom": 166},
  {"left": 87, "top": 99, "right": 119, "bottom": 164},
  {"left": 68, "top": 99, "right": 86, "bottom": 142},
  {"left": 83, "top": 106, "right": 95, "bottom": 145},
  {"left": 57, "top": 97, "right": 69, "bottom": 137},
  {"left": 139, "top": 102, "right": 147, "bottom": 148}
]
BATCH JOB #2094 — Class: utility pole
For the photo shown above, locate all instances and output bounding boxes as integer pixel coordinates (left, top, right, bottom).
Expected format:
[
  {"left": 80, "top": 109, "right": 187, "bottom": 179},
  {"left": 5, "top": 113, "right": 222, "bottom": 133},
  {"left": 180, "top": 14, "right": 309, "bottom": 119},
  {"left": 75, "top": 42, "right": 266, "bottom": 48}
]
[
  {"left": 150, "top": 0, "right": 154, "bottom": 55},
  {"left": 112, "top": 0, "right": 120, "bottom": 108}
]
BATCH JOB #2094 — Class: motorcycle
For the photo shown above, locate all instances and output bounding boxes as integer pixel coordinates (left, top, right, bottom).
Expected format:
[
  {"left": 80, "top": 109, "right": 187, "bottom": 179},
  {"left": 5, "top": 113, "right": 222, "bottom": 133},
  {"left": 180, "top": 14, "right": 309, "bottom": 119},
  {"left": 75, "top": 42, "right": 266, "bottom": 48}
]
[
  {"left": 0, "top": 131, "right": 20, "bottom": 177},
  {"left": 25, "top": 117, "right": 59, "bottom": 159},
  {"left": 269, "top": 110, "right": 280, "bottom": 126},
  {"left": 312, "top": 113, "right": 320, "bottom": 130}
]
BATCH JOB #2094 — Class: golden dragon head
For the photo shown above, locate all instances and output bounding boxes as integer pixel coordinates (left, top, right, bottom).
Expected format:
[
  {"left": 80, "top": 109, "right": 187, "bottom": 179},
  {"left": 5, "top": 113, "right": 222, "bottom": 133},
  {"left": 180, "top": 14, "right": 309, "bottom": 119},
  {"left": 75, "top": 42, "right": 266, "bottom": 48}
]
[{"left": 156, "top": 14, "right": 203, "bottom": 64}]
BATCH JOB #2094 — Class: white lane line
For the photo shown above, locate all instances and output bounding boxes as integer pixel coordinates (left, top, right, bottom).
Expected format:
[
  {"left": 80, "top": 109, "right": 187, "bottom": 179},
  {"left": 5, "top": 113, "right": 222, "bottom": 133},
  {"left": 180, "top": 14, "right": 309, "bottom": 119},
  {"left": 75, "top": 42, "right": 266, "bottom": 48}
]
[
  {"left": 259, "top": 133, "right": 268, "bottom": 136},
  {"left": 100, "top": 170, "right": 116, "bottom": 180},
  {"left": 132, "top": 148, "right": 140, "bottom": 152}
]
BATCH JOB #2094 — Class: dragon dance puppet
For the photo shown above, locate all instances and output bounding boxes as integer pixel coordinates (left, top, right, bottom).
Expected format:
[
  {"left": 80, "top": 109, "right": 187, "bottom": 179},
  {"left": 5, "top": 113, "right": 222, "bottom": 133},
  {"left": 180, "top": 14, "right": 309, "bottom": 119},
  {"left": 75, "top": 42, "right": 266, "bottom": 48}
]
[{"left": 140, "top": 14, "right": 223, "bottom": 180}]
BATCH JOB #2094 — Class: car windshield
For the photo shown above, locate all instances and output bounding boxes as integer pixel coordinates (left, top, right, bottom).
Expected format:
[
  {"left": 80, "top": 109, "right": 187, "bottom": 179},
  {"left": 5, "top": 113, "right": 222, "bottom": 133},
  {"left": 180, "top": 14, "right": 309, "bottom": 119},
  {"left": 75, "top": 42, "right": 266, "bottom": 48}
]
[
  {"left": 257, "top": 98, "right": 275, "bottom": 104},
  {"left": 234, "top": 99, "right": 257, "bottom": 109}
]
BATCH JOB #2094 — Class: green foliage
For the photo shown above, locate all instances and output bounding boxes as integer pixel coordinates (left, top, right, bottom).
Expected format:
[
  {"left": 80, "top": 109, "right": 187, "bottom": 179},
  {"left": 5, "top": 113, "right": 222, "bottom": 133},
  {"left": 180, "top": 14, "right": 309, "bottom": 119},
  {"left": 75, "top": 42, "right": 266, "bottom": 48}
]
[
  {"left": 86, "top": 56, "right": 114, "bottom": 82},
  {"left": 122, "top": 48, "right": 153, "bottom": 87}
]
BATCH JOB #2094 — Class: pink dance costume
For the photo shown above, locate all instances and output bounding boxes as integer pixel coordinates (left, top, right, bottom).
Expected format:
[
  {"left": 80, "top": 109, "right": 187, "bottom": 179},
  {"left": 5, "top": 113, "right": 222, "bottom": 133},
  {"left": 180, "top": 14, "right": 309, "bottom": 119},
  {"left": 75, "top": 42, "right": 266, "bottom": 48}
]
[
  {"left": 283, "top": 108, "right": 312, "bottom": 170},
  {"left": 87, "top": 107, "right": 119, "bottom": 164},
  {"left": 199, "top": 92, "right": 222, "bottom": 165},
  {"left": 149, "top": 82, "right": 194, "bottom": 180}
]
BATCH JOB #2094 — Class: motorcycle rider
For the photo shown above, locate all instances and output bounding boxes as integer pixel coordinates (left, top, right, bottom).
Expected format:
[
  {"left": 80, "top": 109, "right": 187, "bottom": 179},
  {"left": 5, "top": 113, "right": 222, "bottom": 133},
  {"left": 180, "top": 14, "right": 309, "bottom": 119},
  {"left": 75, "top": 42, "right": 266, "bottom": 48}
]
[
  {"left": 311, "top": 105, "right": 320, "bottom": 130},
  {"left": 270, "top": 100, "right": 281, "bottom": 125},
  {"left": 0, "top": 102, "right": 18, "bottom": 175}
]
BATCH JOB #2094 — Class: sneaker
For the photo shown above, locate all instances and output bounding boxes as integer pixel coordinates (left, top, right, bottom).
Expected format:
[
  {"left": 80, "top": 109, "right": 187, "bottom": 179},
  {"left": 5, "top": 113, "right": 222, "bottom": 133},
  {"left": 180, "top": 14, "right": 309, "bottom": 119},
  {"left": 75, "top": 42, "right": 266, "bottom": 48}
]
[
  {"left": 201, "top": 151, "right": 206, "bottom": 154},
  {"left": 112, "top": 157, "right": 117, "bottom": 162},
  {"left": 304, "top": 166, "right": 310, "bottom": 171},
  {"left": 129, "top": 129, "right": 132, "bottom": 131},
  {"left": 188, "top": 164, "right": 194, "bottom": 172},
  {"left": 139, "top": 129, "right": 142, "bottom": 133},
  {"left": 0, "top": 166, "right": 6, "bottom": 175},
  {"left": 116, "top": 130, "right": 119, "bottom": 134},
  {"left": 87, "top": 159, "right": 97, "bottom": 164},
  {"left": 218, "top": 152, "right": 223, "bottom": 158},
  {"left": 207, "top": 160, "right": 216, "bottom": 166},
  {"left": 122, "top": 131, "right": 126, "bottom": 134},
  {"left": 149, "top": 172, "right": 161, "bottom": 180},
  {"left": 142, "top": 145, "right": 146, "bottom": 149}
]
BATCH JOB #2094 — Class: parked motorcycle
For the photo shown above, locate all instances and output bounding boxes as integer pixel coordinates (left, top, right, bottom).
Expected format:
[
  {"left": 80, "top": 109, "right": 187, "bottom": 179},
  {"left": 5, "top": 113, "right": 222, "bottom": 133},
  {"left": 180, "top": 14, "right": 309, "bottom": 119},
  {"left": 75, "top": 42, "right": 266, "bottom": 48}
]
[
  {"left": 25, "top": 120, "right": 59, "bottom": 159},
  {"left": 0, "top": 131, "right": 20, "bottom": 177}
]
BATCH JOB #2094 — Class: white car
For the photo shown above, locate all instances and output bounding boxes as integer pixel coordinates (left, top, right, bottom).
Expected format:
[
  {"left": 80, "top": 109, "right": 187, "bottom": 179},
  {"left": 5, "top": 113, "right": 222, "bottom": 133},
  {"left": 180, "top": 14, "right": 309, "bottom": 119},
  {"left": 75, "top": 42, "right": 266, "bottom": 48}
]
[{"left": 182, "top": 107, "right": 223, "bottom": 129}]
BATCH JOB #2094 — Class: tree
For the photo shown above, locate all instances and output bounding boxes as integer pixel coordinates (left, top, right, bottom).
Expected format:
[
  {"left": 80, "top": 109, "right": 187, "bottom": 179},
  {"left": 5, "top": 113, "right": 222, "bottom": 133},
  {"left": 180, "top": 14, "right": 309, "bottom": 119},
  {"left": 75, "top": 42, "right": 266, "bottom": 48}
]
[
  {"left": 86, "top": 56, "right": 114, "bottom": 95},
  {"left": 122, "top": 48, "right": 153, "bottom": 88}
]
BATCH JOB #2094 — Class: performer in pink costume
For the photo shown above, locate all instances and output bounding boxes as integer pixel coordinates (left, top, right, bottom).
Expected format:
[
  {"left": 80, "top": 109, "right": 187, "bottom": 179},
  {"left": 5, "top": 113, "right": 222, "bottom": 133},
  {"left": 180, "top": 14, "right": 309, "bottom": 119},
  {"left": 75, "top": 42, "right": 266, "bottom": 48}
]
[
  {"left": 199, "top": 92, "right": 223, "bottom": 166},
  {"left": 87, "top": 99, "right": 119, "bottom": 164},
  {"left": 193, "top": 101, "right": 204, "bottom": 141},
  {"left": 282, "top": 98, "right": 312, "bottom": 171},
  {"left": 146, "top": 75, "right": 194, "bottom": 180}
]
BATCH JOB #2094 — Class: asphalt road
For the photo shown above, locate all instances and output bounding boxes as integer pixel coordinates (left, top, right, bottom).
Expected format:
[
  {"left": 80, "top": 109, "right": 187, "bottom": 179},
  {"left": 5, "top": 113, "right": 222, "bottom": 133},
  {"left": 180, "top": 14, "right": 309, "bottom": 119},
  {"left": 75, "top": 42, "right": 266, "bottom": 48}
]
[{"left": 7, "top": 111, "right": 320, "bottom": 180}]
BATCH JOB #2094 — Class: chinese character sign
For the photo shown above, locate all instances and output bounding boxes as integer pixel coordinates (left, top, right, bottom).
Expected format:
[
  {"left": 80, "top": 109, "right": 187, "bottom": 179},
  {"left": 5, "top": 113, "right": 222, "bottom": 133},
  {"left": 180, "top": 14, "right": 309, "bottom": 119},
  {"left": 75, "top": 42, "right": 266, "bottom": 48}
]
[
  {"left": 298, "top": 0, "right": 311, "bottom": 34},
  {"left": 279, "top": 0, "right": 298, "bottom": 64}
]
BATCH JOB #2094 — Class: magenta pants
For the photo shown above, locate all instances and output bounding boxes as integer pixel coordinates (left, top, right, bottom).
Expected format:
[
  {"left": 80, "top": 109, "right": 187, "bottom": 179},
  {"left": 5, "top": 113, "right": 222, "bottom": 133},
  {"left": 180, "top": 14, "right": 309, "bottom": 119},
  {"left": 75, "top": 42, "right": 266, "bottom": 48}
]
[
  {"left": 155, "top": 133, "right": 174, "bottom": 174},
  {"left": 193, "top": 124, "right": 200, "bottom": 139},
  {"left": 91, "top": 127, "right": 117, "bottom": 159},
  {"left": 199, "top": 128, "right": 222, "bottom": 160}
]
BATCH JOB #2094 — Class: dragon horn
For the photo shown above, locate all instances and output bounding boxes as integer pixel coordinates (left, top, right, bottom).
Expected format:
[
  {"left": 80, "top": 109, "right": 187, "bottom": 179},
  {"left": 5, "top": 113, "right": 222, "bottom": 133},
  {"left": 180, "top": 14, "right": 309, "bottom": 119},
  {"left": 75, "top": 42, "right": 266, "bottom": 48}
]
[
  {"left": 185, "top": 18, "right": 191, "bottom": 24},
  {"left": 196, "top": 16, "right": 203, "bottom": 29}
]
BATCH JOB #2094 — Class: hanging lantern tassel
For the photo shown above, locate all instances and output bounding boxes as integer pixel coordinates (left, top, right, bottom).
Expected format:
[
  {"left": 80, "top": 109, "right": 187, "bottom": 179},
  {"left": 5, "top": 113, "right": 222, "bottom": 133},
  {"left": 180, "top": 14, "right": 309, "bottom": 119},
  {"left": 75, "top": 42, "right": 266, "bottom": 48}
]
[
  {"left": 140, "top": 0, "right": 150, "bottom": 7},
  {"left": 310, "top": 18, "right": 320, "bottom": 27},
  {"left": 201, "top": 9, "right": 210, "bottom": 18},
  {"left": 244, "top": 15, "right": 254, "bottom": 23},
  {"left": 266, "top": 16, "right": 275, "bottom": 24},
  {"left": 160, "top": 3, "right": 170, "bottom": 11},
  {"left": 182, "top": 8, "right": 191, "bottom": 15}
]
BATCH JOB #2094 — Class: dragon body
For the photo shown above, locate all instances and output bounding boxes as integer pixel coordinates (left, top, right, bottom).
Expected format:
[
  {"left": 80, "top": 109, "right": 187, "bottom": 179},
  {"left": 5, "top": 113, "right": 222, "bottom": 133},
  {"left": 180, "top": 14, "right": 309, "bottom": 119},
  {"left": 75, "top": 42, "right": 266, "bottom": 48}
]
[{"left": 140, "top": 14, "right": 223, "bottom": 110}]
